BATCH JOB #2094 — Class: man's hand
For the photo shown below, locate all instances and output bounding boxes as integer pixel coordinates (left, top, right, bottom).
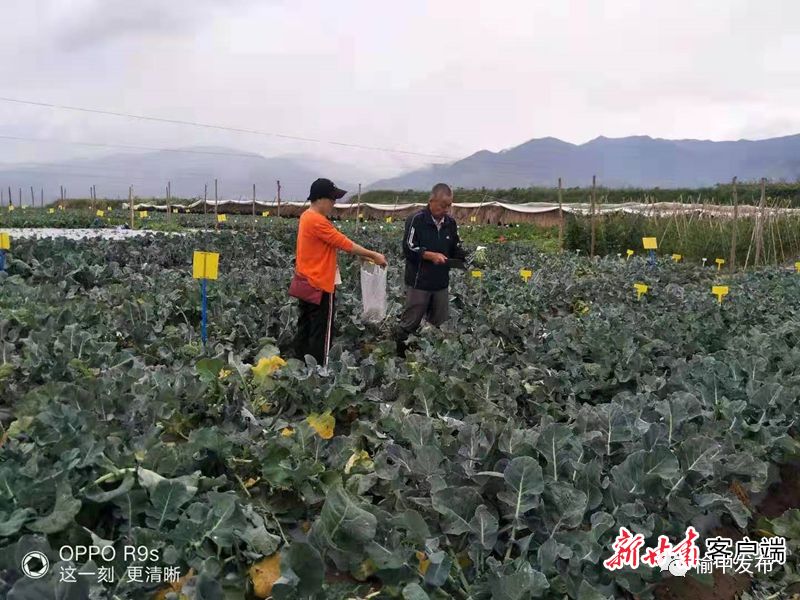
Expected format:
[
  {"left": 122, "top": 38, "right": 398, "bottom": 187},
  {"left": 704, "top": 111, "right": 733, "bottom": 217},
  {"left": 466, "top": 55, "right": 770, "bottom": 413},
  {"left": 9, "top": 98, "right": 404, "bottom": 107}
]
[{"left": 423, "top": 251, "right": 447, "bottom": 265}]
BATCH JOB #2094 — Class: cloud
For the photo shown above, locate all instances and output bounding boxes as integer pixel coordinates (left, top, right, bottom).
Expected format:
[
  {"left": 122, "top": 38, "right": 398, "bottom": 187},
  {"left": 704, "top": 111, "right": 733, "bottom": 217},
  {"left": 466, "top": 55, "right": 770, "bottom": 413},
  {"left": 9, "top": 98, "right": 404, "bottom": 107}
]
[{"left": 52, "top": 0, "right": 260, "bottom": 51}]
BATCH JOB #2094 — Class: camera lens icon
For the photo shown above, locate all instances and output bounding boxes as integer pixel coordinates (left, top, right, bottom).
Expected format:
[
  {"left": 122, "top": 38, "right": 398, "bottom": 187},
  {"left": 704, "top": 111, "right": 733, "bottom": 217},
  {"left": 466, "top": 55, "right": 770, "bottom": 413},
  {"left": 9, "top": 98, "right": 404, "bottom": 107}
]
[
  {"left": 657, "top": 552, "right": 690, "bottom": 577},
  {"left": 21, "top": 551, "right": 50, "bottom": 579}
]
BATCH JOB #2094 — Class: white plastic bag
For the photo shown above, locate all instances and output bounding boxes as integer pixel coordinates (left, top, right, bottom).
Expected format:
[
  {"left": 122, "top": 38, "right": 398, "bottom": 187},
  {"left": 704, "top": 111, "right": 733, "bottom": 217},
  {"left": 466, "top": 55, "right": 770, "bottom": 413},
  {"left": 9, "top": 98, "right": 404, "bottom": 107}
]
[{"left": 360, "top": 262, "right": 387, "bottom": 322}]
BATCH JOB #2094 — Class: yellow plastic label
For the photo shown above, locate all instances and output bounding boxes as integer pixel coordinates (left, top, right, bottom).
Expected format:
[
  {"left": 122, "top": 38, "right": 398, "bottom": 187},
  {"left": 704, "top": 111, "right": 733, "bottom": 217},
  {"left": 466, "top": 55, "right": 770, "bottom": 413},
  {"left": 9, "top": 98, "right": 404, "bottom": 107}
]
[
  {"left": 262, "top": 211, "right": 270, "bottom": 217},
  {"left": 217, "top": 214, "right": 227, "bottom": 222},
  {"left": 139, "top": 211, "right": 148, "bottom": 218},
  {"left": 107, "top": 206, "right": 112, "bottom": 211},
  {"left": 471, "top": 270, "right": 483, "bottom": 279},
  {"left": 642, "top": 237, "right": 658, "bottom": 250},
  {"left": 470, "top": 215, "right": 477, "bottom": 223},
  {"left": 8, "top": 205, "right": 14, "bottom": 211},
  {"left": 385, "top": 216, "right": 393, "bottom": 223},
  {"left": 796, "top": 262, "right": 800, "bottom": 273},
  {"left": 520, "top": 269, "right": 532, "bottom": 282},
  {"left": 96, "top": 210, "right": 105, "bottom": 217},
  {"left": 358, "top": 212, "right": 364, "bottom": 219},
  {"left": 48, "top": 208, "right": 55, "bottom": 214},
  {"left": 193, "top": 251, "right": 220, "bottom": 280},
  {"left": 0, "top": 233, "right": 10, "bottom": 250},
  {"left": 671, "top": 254, "right": 682, "bottom": 262},
  {"left": 59, "top": 205, "right": 64, "bottom": 210},
  {"left": 633, "top": 283, "right": 648, "bottom": 300},
  {"left": 712, "top": 285, "right": 729, "bottom": 303},
  {"left": 715, "top": 258, "right": 725, "bottom": 271},
  {"left": 626, "top": 249, "right": 634, "bottom": 258}
]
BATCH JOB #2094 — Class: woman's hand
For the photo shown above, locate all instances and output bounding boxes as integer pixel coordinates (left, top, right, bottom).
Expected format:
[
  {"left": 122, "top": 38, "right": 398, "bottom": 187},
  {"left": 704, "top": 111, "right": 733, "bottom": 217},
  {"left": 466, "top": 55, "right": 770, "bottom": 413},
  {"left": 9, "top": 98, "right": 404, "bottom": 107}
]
[{"left": 370, "top": 252, "right": 388, "bottom": 267}]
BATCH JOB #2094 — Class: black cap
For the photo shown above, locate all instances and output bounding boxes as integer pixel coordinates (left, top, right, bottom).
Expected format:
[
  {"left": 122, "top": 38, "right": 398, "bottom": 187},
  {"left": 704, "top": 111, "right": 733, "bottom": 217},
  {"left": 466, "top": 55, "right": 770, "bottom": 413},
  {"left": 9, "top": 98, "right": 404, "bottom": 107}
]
[{"left": 308, "top": 178, "right": 347, "bottom": 202}]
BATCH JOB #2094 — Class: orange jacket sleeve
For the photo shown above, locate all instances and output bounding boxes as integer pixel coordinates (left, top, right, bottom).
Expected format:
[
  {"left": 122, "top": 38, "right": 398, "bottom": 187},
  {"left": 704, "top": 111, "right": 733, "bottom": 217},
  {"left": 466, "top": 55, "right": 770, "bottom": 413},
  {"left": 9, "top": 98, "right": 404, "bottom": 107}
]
[{"left": 312, "top": 218, "right": 354, "bottom": 252}]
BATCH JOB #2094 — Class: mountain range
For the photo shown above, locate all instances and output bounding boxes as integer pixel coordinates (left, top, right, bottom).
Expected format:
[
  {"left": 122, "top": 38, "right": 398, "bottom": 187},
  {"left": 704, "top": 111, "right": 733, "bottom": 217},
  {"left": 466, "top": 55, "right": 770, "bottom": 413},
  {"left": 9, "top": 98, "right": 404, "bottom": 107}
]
[
  {"left": 369, "top": 134, "right": 800, "bottom": 190},
  {"left": 0, "top": 147, "right": 357, "bottom": 202},
  {"left": 1, "top": 134, "right": 799, "bottom": 203}
]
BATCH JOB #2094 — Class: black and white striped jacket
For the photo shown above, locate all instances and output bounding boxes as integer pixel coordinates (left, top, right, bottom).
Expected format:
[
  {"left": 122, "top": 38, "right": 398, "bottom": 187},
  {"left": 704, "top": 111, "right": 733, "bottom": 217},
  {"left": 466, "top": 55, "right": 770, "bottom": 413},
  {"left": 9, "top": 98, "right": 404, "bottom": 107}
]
[{"left": 402, "top": 208, "right": 466, "bottom": 291}]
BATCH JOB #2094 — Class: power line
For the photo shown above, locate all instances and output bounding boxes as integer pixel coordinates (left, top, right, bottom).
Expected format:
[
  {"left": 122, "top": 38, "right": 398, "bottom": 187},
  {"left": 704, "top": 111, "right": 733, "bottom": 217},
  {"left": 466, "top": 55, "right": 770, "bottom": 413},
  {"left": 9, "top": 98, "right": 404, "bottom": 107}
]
[{"left": 0, "top": 96, "right": 456, "bottom": 160}]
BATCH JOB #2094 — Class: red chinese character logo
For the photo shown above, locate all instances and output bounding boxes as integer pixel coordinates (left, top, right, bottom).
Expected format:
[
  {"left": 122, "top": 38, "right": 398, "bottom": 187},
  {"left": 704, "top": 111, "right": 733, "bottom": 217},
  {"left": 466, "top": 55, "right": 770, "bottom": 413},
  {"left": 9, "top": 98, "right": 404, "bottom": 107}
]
[
  {"left": 672, "top": 526, "right": 700, "bottom": 569},
  {"left": 642, "top": 535, "right": 673, "bottom": 567},
  {"left": 604, "top": 527, "right": 646, "bottom": 570}
]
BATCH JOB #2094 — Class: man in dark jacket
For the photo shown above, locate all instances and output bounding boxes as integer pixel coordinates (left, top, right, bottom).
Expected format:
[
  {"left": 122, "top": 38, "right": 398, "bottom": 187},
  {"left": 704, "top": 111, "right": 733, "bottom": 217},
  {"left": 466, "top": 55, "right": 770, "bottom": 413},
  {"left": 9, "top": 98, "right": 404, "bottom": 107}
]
[{"left": 396, "top": 183, "right": 466, "bottom": 356}]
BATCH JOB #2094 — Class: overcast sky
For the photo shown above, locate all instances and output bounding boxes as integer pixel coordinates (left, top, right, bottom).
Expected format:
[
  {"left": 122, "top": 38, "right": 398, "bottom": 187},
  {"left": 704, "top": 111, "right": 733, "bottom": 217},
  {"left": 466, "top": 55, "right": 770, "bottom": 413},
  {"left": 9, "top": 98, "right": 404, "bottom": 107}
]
[{"left": 1, "top": 0, "right": 798, "bottom": 179}]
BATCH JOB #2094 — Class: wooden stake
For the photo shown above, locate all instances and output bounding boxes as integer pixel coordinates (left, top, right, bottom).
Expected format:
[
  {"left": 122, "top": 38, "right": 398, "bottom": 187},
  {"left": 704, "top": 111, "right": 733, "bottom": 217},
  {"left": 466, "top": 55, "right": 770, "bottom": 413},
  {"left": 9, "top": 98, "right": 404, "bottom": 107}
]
[
  {"left": 19, "top": 188, "right": 22, "bottom": 207},
  {"left": 166, "top": 181, "right": 172, "bottom": 221},
  {"left": 590, "top": 175, "right": 597, "bottom": 258},
  {"left": 729, "top": 176, "right": 738, "bottom": 273},
  {"left": 204, "top": 183, "right": 208, "bottom": 215},
  {"left": 214, "top": 178, "right": 219, "bottom": 231},
  {"left": 277, "top": 180, "right": 282, "bottom": 218},
  {"left": 557, "top": 177, "right": 564, "bottom": 252},
  {"left": 252, "top": 183, "right": 256, "bottom": 231},
  {"left": 129, "top": 186, "right": 134, "bottom": 229},
  {"left": 356, "top": 183, "right": 362, "bottom": 223},
  {"left": 8, "top": 186, "right": 12, "bottom": 207}
]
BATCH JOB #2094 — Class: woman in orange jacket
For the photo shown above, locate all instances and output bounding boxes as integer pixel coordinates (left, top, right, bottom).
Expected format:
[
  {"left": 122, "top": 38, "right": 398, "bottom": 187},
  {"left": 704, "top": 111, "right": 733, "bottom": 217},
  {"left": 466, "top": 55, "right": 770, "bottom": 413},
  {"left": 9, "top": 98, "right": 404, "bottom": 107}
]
[{"left": 291, "top": 178, "right": 387, "bottom": 366}]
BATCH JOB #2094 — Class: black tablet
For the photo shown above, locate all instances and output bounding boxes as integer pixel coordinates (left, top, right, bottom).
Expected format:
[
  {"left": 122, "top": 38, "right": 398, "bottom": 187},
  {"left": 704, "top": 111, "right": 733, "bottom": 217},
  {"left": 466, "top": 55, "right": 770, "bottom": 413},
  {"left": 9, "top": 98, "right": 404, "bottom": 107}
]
[{"left": 446, "top": 258, "right": 466, "bottom": 269}]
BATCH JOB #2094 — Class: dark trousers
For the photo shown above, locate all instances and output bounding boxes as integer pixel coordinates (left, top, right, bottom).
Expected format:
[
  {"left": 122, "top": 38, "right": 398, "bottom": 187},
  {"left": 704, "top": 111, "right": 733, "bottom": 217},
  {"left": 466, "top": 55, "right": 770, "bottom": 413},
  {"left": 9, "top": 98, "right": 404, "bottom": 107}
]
[
  {"left": 396, "top": 287, "right": 449, "bottom": 351},
  {"left": 294, "top": 292, "right": 335, "bottom": 365}
]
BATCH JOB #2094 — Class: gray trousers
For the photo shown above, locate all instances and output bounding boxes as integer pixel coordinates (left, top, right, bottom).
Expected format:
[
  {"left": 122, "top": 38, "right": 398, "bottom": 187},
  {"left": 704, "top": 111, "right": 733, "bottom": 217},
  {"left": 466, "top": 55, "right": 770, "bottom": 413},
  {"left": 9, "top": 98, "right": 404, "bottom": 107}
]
[{"left": 398, "top": 286, "right": 450, "bottom": 338}]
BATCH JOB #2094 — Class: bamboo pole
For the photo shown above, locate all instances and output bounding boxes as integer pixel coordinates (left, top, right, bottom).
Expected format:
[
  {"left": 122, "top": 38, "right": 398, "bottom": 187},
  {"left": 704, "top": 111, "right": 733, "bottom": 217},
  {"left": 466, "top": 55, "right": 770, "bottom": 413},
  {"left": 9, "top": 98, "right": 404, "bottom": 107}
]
[
  {"left": 252, "top": 183, "right": 256, "bottom": 232},
  {"left": 557, "top": 177, "right": 564, "bottom": 252},
  {"left": 30, "top": 186, "right": 35, "bottom": 207},
  {"left": 590, "top": 175, "right": 597, "bottom": 258},
  {"left": 214, "top": 178, "right": 219, "bottom": 231},
  {"left": 203, "top": 183, "right": 208, "bottom": 215},
  {"left": 166, "top": 181, "right": 172, "bottom": 222},
  {"left": 754, "top": 178, "right": 766, "bottom": 266},
  {"left": 8, "top": 186, "right": 12, "bottom": 207},
  {"left": 768, "top": 199, "right": 778, "bottom": 265},
  {"left": 277, "top": 180, "right": 282, "bottom": 218},
  {"left": 775, "top": 199, "right": 788, "bottom": 264},
  {"left": 40, "top": 188, "right": 43, "bottom": 208},
  {"left": 129, "top": 186, "right": 134, "bottom": 229},
  {"left": 729, "top": 177, "right": 738, "bottom": 273}
]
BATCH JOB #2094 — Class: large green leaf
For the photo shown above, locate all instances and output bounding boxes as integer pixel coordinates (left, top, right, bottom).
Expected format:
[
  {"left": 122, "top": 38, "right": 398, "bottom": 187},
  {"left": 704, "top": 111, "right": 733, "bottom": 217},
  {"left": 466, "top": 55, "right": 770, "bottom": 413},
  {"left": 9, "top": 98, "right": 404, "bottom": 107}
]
[
  {"left": 145, "top": 479, "right": 196, "bottom": 528},
  {"left": 316, "top": 485, "right": 377, "bottom": 549},
  {"left": 28, "top": 483, "right": 81, "bottom": 534},
  {"left": 498, "top": 456, "right": 544, "bottom": 521}
]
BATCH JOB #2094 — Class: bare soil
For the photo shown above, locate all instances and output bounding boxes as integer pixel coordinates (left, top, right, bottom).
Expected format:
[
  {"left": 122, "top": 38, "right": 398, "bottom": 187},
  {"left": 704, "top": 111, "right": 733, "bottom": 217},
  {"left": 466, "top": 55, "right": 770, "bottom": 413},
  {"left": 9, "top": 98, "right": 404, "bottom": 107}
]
[{"left": 654, "top": 462, "right": 800, "bottom": 600}]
